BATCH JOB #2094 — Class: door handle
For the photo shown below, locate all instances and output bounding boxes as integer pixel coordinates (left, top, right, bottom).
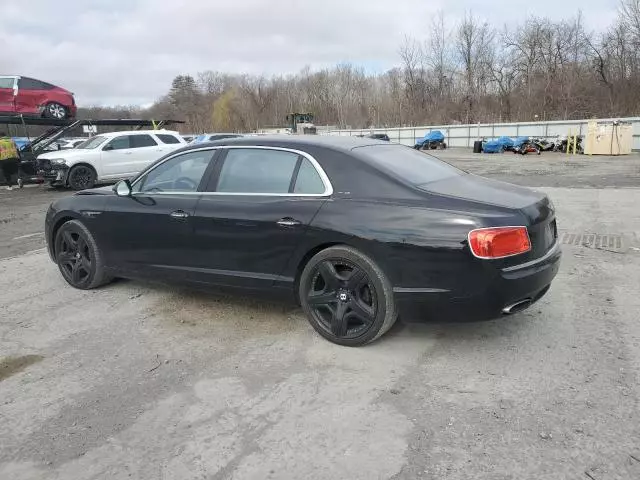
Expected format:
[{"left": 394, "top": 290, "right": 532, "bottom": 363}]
[
  {"left": 277, "top": 217, "right": 302, "bottom": 227},
  {"left": 170, "top": 210, "right": 189, "bottom": 219},
  {"left": 124, "top": 151, "right": 132, "bottom": 155}
]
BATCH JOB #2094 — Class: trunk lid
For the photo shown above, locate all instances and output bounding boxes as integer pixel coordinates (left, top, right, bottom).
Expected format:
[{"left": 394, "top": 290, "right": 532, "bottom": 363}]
[
  {"left": 423, "top": 174, "right": 557, "bottom": 263},
  {"left": 421, "top": 174, "right": 545, "bottom": 210}
]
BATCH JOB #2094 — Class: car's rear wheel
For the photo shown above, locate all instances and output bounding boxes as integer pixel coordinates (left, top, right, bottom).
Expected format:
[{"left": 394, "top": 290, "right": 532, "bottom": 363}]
[
  {"left": 67, "top": 165, "right": 96, "bottom": 190},
  {"left": 299, "top": 246, "right": 397, "bottom": 346},
  {"left": 43, "top": 102, "right": 68, "bottom": 120},
  {"left": 55, "top": 220, "right": 111, "bottom": 290}
]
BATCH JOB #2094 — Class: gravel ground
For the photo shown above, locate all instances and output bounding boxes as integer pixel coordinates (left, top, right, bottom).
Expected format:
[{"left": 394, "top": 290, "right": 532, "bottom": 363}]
[{"left": 1, "top": 151, "right": 640, "bottom": 479}]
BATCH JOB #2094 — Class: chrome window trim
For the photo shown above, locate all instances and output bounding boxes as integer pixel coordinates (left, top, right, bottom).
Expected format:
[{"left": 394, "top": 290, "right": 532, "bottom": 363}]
[{"left": 131, "top": 145, "right": 334, "bottom": 197}]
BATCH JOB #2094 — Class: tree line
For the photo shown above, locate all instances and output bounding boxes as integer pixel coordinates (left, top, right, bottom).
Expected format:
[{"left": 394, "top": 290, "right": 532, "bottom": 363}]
[{"left": 79, "top": 1, "right": 640, "bottom": 133}]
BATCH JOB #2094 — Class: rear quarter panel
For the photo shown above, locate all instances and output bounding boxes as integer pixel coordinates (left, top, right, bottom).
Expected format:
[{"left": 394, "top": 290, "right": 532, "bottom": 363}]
[{"left": 286, "top": 197, "right": 528, "bottom": 297}]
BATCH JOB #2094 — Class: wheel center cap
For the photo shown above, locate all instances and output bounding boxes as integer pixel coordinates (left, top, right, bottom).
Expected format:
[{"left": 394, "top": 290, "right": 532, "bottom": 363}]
[
  {"left": 338, "top": 292, "right": 348, "bottom": 302},
  {"left": 75, "top": 252, "right": 81, "bottom": 259}
]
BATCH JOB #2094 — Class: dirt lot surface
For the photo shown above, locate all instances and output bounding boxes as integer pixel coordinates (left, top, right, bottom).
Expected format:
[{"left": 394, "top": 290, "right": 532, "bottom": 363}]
[{"left": 1, "top": 151, "right": 640, "bottom": 479}]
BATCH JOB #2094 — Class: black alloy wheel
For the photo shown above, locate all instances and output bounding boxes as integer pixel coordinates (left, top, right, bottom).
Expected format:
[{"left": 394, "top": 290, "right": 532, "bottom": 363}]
[
  {"left": 299, "top": 246, "right": 397, "bottom": 346},
  {"left": 68, "top": 165, "right": 96, "bottom": 190},
  {"left": 55, "top": 220, "right": 111, "bottom": 289},
  {"left": 57, "top": 229, "right": 93, "bottom": 286},
  {"left": 308, "top": 260, "right": 377, "bottom": 339}
]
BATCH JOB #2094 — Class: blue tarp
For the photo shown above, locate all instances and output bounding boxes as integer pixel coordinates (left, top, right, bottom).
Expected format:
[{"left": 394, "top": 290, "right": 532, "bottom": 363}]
[
  {"left": 496, "top": 136, "right": 514, "bottom": 148},
  {"left": 12, "top": 137, "right": 30, "bottom": 150},
  {"left": 512, "top": 136, "right": 530, "bottom": 148},
  {"left": 415, "top": 130, "right": 445, "bottom": 145},
  {"left": 482, "top": 140, "right": 503, "bottom": 153}
]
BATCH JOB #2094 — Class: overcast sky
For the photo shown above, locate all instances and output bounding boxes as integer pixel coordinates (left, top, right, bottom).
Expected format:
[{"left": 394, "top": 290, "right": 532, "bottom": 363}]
[{"left": 2, "top": 0, "right": 618, "bottom": 107}]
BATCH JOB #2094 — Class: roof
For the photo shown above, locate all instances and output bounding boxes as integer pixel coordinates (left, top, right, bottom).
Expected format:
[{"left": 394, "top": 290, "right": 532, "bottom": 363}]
[
  {"left": 0, "top": 116, "right": 185, "bottom": 127},
  {"left": 195, "top": 134, "right": 385, "bottom": 152},
  {"left": 97, "top": 129, "right": 179, "bottom": 137}
]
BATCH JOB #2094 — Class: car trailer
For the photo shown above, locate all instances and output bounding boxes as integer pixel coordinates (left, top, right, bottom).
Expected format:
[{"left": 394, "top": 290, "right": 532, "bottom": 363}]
[{"left": 0, "top": 115, "right": 184, "bottom": 188}]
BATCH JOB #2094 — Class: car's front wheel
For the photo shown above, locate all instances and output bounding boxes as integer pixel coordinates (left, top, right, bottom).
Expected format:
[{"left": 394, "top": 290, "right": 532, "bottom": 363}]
[
  {"left": 43, "top": 102, "right": 68, "bottom": 120},
  {"left": 67, "top": 165, "right": 96, "bottom": 190},
  {"left": 299, "top": 246, "right": 397, "bottom": 346},
  {"left": 54, "top": 220, "right": 111, "bottom": 289}
]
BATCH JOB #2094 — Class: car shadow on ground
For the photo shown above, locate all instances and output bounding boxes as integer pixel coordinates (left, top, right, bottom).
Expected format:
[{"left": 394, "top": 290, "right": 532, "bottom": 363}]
[{"left": 113, "top": 278, "right": 539, "bottom": 348}]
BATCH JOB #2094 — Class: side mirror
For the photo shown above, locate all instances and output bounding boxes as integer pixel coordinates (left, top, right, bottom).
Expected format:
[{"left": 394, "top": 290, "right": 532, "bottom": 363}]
[
  {"left": 103, "top": 144, "right": 114, "bottom": 151},
  {"left": 113, "top": 179, "right": 132, "bottom": 197}
]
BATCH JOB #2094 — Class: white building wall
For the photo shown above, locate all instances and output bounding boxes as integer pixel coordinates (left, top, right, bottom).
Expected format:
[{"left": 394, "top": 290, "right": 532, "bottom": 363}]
[{"left": 324, "top": 117, "right": 640, "bottom": 150}]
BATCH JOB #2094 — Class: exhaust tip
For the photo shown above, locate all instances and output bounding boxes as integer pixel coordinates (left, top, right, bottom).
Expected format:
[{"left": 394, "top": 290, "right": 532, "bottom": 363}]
[{"left": 502, "top": 298, "right": 532, "bottom": 315}]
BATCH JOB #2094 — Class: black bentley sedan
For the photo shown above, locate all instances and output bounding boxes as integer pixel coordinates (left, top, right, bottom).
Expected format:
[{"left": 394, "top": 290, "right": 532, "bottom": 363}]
[{"left": 45, "top": 136, "right": 561, "bottom": 346}]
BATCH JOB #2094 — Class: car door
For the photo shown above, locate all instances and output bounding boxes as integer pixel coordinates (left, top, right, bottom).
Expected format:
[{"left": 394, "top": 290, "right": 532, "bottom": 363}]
[
  {"left": 14, "top": 77, "right": 48, "bottom": 115},
  {"left": 189, "top": 146, "right": 331, "bottom": 288},
  {"left": 0, "top": 77, "right": 17, "bottom": 113},
  {"left": 100, "top": 135, "right": 137, "bottom": 178},
  {"left": 130, "top": 134, "right": 164, "bottom": 172},
  {"left": 101, "top": 148, "right": 219, "bottom": 278}
]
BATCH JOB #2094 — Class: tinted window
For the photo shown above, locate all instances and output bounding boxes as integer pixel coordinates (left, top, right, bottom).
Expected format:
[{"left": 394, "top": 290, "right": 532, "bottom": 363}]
[
  {"left": 156, "top": 134, "right": 181, "bottom": 144},
  {"left": 131, "top": 134, "right": 157, "bottom": 148},
  {"left": 18, "top": 77, "right": 54, "bottom": 90},
  {"left": 359, "top": 145, "right": 462, "bottom": 185},
  {"left": 216, "top": 149, "right": 298, "bottom": 194},
  {"left": 135, "top": 150, "right": 214, "bottom": 193},
  {"left": 294, "top": 159, "right": 325, "bottom": 194},
  {"left": 0, "top": 78, "right": 15, "bottom": 89},
  {"left": 105, "top": 136, "right": 131, "bottom": 150}
]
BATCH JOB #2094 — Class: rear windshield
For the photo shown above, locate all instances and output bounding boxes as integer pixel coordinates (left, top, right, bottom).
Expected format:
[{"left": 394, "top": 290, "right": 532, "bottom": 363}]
[
  {"left": 77, "top": 136, "right": 107, "bottom": 149},
  {"left": 357, "top": 144, "right": 462, "bottom": 185}
]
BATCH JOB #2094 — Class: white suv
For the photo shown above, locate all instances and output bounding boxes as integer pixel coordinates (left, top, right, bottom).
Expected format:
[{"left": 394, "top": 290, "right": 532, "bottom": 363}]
[{"left": 38, "top": 130, "right": 186, "bottom": 190}]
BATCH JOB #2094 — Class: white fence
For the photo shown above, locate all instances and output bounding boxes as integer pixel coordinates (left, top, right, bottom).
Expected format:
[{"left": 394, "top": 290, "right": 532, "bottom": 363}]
[{"left": 325, "top": 117, "right": 640, "bottom": 150}]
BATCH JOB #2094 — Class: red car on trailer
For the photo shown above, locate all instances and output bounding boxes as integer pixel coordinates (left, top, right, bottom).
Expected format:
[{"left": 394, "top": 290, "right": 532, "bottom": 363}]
[{"left": 0, "top": 75, "right": 76, "bottom": 120}]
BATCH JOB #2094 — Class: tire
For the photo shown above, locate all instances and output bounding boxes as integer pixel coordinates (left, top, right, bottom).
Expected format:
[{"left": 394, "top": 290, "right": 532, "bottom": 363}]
[
  {"left": 298, "top": 246, "right": 397, "bottom": 346},
  {"left": 43, "top": 102, "right": 68, "bottom": 120},
  {"left": 54, "top": 219, "right": 112, "bottom": 290},
  {"left": 67, "top": 164, "right": 96, "bottom": 190}
]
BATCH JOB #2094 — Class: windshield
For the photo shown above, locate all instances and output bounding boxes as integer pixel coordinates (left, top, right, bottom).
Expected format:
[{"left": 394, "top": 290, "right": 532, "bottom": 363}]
[
  {"left": 357, "top": 144, "right": 463, "bottom": 186},
  {"left": 76, "top": 136, "right": 107, "bottom": 149}
]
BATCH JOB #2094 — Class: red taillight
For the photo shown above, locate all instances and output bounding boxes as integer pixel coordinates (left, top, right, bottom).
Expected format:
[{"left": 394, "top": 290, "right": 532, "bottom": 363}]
[{"left": 468, "top": 226, "right": 531, "bottom": 259}]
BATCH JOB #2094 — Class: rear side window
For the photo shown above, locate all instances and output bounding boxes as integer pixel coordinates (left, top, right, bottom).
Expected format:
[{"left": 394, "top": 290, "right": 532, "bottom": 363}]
[
  {"left": 293, "top": 159, "right": 325, "bottom": 194},
  {"left": 156, "top": 134, "right": 181, "bottom": 144},
  {"left": 131, "top": 135, "right": 157, "bottom": 148},
  {"left": 358, "top": 144, "right": 462, "bottom": 186},
  {"left": 0, "top": 78, "right": 15, "bottom": 89},
  {"left": 216, "top": 148, "right": 298, "bottom": 194}
]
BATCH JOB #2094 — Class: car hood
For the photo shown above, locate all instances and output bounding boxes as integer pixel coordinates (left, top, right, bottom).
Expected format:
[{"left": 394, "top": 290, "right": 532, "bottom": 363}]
[
  {"left": 421, "top": 174, "right": 545, "bottom": 210},
  {"left": 38, "top": 149, "right": 94, "bottom": 160},
  {"left": 75, "top": 186, "right": 114, "bottom": 196}
]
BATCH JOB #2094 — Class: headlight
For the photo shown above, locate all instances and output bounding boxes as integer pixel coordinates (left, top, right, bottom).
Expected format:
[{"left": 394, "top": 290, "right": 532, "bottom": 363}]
[{"left": 50, "top": 159, "right": 67, "bottom": 165}]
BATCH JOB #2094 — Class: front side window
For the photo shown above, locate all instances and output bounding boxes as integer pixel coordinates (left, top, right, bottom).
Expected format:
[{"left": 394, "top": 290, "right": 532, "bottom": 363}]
[
  {"left": 131, "top": 134, "right": 157, "bottom": 148},
  {"left": 18, "top": 77, "right": 53, "bottom": 90},
  {"left": 216, "top": 148, "right": 299, "bottom": 194},
  {"left": 77, "top": 136, "right": 107, "bottom": 149},
  {"left": 156, "top": 134, "right": 181, "bottom": 144},
  {"left": 134, "top": 150, "right": 214, "bottom": 193},
  {"left": 104, "top": 136, "right": 131, "bottom": 151}
]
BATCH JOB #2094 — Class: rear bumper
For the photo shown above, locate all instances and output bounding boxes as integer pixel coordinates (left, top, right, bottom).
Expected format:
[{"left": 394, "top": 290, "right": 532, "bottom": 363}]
[{"left": 395, "top": 241, "right": 562, "bottom": 323}]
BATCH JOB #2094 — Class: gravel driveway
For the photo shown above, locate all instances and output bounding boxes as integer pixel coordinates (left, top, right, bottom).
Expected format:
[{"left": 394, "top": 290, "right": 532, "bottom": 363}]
[{"left": 1, "top": 152, "right": 640, "bottom": 479}]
